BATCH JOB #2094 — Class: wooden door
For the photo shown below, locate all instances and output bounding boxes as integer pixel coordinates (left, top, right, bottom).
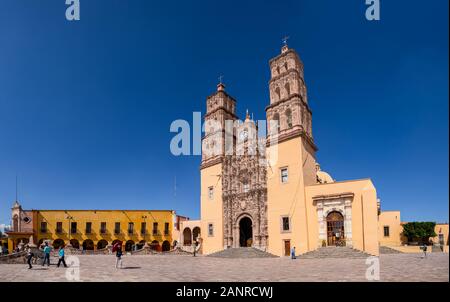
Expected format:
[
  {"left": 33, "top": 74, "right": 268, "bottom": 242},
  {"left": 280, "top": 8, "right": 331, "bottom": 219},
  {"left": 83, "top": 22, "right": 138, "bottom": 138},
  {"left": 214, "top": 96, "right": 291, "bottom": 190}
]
[{"left": 284, "top": 240, "right": 291, "bottom": 256}]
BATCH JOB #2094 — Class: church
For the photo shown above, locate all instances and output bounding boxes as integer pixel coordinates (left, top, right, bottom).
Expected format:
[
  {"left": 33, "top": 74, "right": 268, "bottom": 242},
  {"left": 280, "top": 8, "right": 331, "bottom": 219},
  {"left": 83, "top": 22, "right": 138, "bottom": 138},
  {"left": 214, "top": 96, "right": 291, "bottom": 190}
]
[{"left": 199, "top": 43, "right": 380, "bottom": 257}]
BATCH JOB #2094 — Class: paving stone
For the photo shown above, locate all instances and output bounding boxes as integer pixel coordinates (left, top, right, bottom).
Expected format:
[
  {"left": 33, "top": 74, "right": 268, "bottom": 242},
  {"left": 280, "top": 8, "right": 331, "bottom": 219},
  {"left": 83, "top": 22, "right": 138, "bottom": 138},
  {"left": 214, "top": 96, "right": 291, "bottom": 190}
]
[{"left": 0, "top": 253, "right": 447, "bottom": 282}]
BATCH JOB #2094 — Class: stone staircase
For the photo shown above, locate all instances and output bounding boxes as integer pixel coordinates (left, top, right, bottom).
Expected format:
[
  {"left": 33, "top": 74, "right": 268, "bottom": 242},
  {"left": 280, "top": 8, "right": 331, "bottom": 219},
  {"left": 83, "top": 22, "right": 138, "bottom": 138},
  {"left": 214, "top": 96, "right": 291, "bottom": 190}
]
[
  {"left": 207, "top": 247, "right": 278, "bottom": 258},
  {"left": 379, "top": 246, "right": 403, "bottom": 254},
  {"left": 298, "top": 247, "right": 371, "bottom": 259}
]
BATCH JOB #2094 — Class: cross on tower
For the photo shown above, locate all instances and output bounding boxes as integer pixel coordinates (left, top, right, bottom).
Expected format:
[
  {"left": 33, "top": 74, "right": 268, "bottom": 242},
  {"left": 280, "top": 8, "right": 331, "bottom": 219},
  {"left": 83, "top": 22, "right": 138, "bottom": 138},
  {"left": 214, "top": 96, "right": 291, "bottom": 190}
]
[
  {"left": 218, "top": 75, "right": 224, "bottom": 84},
  {"left": 282, "top": 36, "right": 290, "bottom": 46}
]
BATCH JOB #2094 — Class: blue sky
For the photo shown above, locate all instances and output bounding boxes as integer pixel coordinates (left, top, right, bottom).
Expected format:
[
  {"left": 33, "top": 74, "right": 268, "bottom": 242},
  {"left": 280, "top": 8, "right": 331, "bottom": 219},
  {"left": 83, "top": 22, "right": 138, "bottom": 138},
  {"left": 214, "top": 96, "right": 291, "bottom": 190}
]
[{"left": 0, "top": 0, "right": 448, "bottom": 227}]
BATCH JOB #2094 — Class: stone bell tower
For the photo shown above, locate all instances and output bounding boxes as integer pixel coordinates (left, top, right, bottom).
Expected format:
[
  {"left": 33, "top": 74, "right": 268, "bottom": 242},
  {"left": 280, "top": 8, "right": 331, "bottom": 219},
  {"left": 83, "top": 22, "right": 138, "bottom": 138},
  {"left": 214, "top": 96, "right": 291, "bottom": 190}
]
[{"left": 265, "top": 41, "right": 318, "bottom": 256}]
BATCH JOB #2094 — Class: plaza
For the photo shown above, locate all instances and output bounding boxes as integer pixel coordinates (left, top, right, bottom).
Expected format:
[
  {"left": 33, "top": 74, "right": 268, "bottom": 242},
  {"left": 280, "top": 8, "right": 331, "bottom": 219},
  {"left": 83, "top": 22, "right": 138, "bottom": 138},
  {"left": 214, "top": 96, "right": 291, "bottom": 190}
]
[{"left": 0, "top": 253, "right": 448, "bottom": 282}]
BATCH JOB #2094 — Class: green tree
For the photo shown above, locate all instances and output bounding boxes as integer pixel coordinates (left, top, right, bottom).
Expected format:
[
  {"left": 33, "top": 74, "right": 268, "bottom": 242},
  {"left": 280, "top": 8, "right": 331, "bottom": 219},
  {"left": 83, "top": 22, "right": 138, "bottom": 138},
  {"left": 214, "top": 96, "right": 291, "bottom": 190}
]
[{"left": 402, "top": 222, "right": 437, "bottom": 244}]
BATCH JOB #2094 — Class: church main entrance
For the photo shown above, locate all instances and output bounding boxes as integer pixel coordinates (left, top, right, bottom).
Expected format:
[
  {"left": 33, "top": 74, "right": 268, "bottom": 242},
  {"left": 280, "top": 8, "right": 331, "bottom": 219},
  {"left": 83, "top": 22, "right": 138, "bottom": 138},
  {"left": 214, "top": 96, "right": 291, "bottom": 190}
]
[
  {"left": 239, "top": 217, "right": 253, "bottom": 247},
  {"left": 326, "top": 211, "right": 345, "bottom": 246}
]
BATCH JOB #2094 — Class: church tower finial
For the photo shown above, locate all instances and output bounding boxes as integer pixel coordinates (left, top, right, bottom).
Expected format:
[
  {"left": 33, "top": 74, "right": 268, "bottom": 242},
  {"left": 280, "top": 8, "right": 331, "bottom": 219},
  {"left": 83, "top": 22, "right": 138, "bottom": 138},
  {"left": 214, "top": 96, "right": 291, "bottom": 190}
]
[
  {"left": 281, "top": 36, "right": 290, "bottom": 53},
  {"left": 217, "top": 75, "right": 225, "bottom": 91}
]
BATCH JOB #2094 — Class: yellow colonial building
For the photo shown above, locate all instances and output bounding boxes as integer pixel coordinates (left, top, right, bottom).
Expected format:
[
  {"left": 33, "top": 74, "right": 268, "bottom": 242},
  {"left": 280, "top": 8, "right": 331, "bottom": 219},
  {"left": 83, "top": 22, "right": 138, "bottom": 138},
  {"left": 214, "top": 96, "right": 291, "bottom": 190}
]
[{"left": 5, "top": 201, "right": 182, "bottom": 253}]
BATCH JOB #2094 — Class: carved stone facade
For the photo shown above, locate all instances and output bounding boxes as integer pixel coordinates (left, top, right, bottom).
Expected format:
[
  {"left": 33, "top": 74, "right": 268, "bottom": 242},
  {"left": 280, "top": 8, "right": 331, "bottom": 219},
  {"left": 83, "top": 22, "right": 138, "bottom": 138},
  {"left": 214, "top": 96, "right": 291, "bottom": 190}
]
[{"left": 222, "top": 116, "right": 268, "bottom": 249}]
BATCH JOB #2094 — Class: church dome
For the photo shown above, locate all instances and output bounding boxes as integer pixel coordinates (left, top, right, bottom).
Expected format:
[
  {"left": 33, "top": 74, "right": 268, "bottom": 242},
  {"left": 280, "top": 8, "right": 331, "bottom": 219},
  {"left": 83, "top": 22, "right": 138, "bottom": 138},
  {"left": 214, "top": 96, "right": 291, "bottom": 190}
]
[{"left": 315, "top": 163, "right": 334, "bottom": 184}]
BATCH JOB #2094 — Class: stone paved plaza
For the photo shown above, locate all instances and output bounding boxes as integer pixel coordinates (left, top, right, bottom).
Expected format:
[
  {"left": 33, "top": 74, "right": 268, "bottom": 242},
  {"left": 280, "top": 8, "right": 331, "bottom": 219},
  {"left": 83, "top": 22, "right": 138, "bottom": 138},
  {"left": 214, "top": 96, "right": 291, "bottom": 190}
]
[{"left": 0, "top": 253, "right": 448, "bottom": 282}]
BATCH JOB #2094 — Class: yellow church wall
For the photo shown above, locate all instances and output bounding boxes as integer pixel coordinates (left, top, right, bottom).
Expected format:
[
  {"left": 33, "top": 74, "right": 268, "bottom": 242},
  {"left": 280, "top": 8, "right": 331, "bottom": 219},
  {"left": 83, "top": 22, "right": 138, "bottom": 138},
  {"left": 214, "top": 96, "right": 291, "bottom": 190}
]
[
  {"left": 266, "top": 137, "right": 310, "bottom": 256},
  {"left": 34, "top": 210, "right": 175, "bottom": 250},
  {"left": 378, "top": 211, "right": 402, "bottom": 246},
  {"left": 305, "top": 179, "right": 380, "bottom": 256},
  {"left": 200, "top": 163, "right": 224, "bottom": 254}
]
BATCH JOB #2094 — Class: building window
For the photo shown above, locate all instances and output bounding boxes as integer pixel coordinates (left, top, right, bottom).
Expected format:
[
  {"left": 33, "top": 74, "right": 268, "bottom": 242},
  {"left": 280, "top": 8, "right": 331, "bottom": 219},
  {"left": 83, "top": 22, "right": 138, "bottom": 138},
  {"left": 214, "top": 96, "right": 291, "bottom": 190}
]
[
  {"left": 128, "top": 222, "right": 134, "bottom": 235},
  {"left": 281, "top": 168, "right": 288, "bottom": 183},
  {"left": 208, "top": 223, "right": 214, "bottom": 237},
  {"left": 141, "top": 222, "right": 146, "bottom": 235},
  {"left": 85, "top": 222, "right": 92, "bottom": 234},
  {"left": 164, "top": 222, "right": 170, "bottom": 235},
  {"left": 70, "top": 222, "right": 77, "bottom": 234},
  {"left": 153, "top": 222, "right": 158, "bottom": 235},
  {"left": 56, "top": 222, "right": 63, "bottom": 234},
  {"left": 40, "top": 222, "right": 47, "bottom": 233},
  {"left": 100, "top": 222, "right": 107, "bottom": 234},
  {"left": 383, "top": 226, "right": 390, "bottom": 237},
  {"left": 243, "top": 182, "right": 250, "bottom": 193},
  {"left": 208, "top": 186, "right": 214, "bottom": 200},
  {"left": 281, "top": 216, "right": 291, "bottom": 232},
  {"left": 114, "top": 222, "right": 120, "bottom": 235}
]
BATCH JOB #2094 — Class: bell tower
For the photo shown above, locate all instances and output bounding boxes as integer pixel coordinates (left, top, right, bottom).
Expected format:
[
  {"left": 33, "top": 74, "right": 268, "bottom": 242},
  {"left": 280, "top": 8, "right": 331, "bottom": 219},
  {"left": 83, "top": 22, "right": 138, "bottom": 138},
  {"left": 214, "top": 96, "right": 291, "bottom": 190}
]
[{"left": 265, "top": 41, "right": 318, "bottom": 257}]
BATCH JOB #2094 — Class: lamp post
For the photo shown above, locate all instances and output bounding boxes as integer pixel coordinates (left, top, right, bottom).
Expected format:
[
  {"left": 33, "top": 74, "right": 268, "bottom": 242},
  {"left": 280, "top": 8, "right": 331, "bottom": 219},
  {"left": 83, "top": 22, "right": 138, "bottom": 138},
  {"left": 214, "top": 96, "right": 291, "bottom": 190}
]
[
  {"left": 142, "top": 215, "right": 147, "bottom": 249},
  {"left": 66, "top": 214, "right": 73, "bottom": 245}
]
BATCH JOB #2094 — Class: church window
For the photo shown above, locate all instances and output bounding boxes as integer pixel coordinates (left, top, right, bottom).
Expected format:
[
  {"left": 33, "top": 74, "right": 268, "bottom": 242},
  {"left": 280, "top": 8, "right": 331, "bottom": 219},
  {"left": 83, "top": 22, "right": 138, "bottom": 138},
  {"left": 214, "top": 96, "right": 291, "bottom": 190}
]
[
  {"left": 286, "top": 109, "right": 292, "bottom": 128},
  {"left": 281, "top": 168, "right": 288, "bottom": 183},
  {"left": 383, "top": 226, "right": 390, "bottom": 237},
  {"left": 273, "top": 113, "right": 280, "bottom": 133},
  {"left": 208, "top": 223, "right": 214, "bottom": 236},
  {"left": 275, "top": 87, "right": 281, "bottom": 101},
  {"left": 281, "top": 216, "right": 291, "bottom": 232},
  {"left": 208, "top": 186, "right": 214, "bottom": 200},
  {"left": 243, "top": 181, "right": 249, "bottom": 193},
  {"left": 285, "top": 82, "right": 291, "bottom": 97}
]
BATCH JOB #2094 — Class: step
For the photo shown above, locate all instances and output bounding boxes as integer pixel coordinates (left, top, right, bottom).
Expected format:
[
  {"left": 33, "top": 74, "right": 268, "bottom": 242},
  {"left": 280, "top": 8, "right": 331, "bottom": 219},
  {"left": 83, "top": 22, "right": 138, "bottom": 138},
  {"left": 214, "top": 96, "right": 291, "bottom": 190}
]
[{"left": 207, "top": 247, "right": 278, "bottom": 258}]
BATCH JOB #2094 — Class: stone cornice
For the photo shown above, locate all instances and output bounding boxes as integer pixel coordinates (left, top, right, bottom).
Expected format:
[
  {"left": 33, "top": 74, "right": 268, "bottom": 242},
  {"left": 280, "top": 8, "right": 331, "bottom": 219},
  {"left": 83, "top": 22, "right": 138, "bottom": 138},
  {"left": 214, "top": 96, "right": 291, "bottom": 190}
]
[
  {"left": 204, "top": 107, "right": 239, "bottom": 120},
  {"left": 265, "top": 93, "right": 311, "bottom": 114},
  {"left": 269, "top": 48, "right": 303, "bottom": 66},
  {"left": 312, "top": 192, "right": 355, "bottom": 202},
  {"left": 266, "top": 128, "right": 318, "bottom": 151},
  {"left": 200, "top": 157, "right": 223, "bottom": 170}
]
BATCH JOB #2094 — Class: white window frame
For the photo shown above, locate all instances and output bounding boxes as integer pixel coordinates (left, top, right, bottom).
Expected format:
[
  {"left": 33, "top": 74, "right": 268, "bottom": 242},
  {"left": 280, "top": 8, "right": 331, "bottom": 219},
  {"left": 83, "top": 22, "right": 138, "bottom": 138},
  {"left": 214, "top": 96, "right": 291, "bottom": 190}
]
[
  {"left": 208, "top": 186, "right": 214, "bottom": 200},
  {"left": 280, "top": 215, "right": 291, "bottom": 233},
  {"left": 280, "top": 167, "right": 289, "bottom": 184}
]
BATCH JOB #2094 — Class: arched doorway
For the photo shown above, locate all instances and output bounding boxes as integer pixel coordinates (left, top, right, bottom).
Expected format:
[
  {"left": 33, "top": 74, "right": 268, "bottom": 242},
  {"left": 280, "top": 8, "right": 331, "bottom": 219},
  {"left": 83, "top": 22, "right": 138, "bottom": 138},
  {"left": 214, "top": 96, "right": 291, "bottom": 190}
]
[
  {"left": 162, "top": 240, "right": 171, "bottom": 252},
  {"left": 137, "top": 240, "right": 146, "bottom": 250},
  {"left": 97, "top": 240, "right": 108, "bottom": 250},
  {"left": 150, "top": 240, "right": 160, "bottom": 251},
  {"left": 53, "top": 239, "right": 65, "bottom": 249},
  {"left": 83, "top": 239, "right": 94, "bottom": 250},
  {"left": 326, "top": 211, "right": 345, "bottom": 246},
  {"left": 70, "top": 239, "right": 80, "bottom": 249},
  {"left": 239, "top": 217, "right": 253, "bottom": 247},
  {"left": 112, "top": 240, "right": 122, "bottom": 249},
  {"left": 183, "top": 228, "right": 192, "bottom": 245},
  {"left": 193, "top": 227, "right": 201, "bottom": 242},
  {"left": 125, "top": 240, "right": 135, "bottom": 252}
]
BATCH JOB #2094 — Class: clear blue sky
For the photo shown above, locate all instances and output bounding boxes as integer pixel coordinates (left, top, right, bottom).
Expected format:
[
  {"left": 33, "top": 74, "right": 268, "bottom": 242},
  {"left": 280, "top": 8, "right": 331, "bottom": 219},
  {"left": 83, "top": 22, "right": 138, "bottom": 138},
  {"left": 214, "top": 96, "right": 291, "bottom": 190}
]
[{"left": 0, "top": 0, "right": 448, "bottom": 227}]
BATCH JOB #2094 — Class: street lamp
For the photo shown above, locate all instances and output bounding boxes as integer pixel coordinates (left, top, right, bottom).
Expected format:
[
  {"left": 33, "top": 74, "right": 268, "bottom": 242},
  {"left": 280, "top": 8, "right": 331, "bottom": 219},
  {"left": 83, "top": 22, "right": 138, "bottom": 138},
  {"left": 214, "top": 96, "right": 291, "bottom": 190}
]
[
  {"left": 66, "top": 214, "right": 73, "bottom": 243},
  {"left": 142, "top": 215, "right": 147, "bottom": 248}
]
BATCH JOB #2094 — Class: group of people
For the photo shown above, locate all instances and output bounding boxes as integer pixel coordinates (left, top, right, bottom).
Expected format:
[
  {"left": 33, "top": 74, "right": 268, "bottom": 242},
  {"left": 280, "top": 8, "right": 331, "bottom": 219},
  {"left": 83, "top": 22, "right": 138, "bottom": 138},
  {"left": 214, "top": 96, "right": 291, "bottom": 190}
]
[{"left": 25, "top": 242, "right": 68, "bottom": 269}]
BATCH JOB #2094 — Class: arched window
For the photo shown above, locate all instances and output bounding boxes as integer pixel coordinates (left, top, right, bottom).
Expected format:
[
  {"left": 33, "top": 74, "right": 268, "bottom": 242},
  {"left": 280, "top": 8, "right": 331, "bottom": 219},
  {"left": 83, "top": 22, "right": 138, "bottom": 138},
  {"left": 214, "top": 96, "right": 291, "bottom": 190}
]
[
  {"left": 285, "top": 109, "right": 292, "bottom": 128},
  {"left": 272, "top": 113, "right": 280, "bottom": 134},
  {"left": 284, "top": 82, "right": 291, "bottom": 97},
  {"left": 274, "top": 87, "right": 281, "bottom": 102}
]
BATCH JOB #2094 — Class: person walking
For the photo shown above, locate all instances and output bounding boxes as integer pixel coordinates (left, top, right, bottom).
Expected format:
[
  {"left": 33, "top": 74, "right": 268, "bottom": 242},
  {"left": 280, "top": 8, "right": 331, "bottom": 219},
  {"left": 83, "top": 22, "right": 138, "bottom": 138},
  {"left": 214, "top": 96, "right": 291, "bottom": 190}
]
[
  {"left": 26, "top": 246, "right": 34, "bottom": 269},
  {"left": 193, "top": 240, "right": 198, "bottom": 257},
  {"left": 291, "top": 246, "right": 296, "bottom": 260},
  {"left": 421, "top": 244, "right": 428, "bottom": 259},
  {"left": 115, "top": 247, "right": 123, "bottom": 269},
  {"left": 57, "top": 246, "right": 68, "bottom": 268},
  {"left": 42, "top": 242, "right": 51, "bottom": 266}
]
